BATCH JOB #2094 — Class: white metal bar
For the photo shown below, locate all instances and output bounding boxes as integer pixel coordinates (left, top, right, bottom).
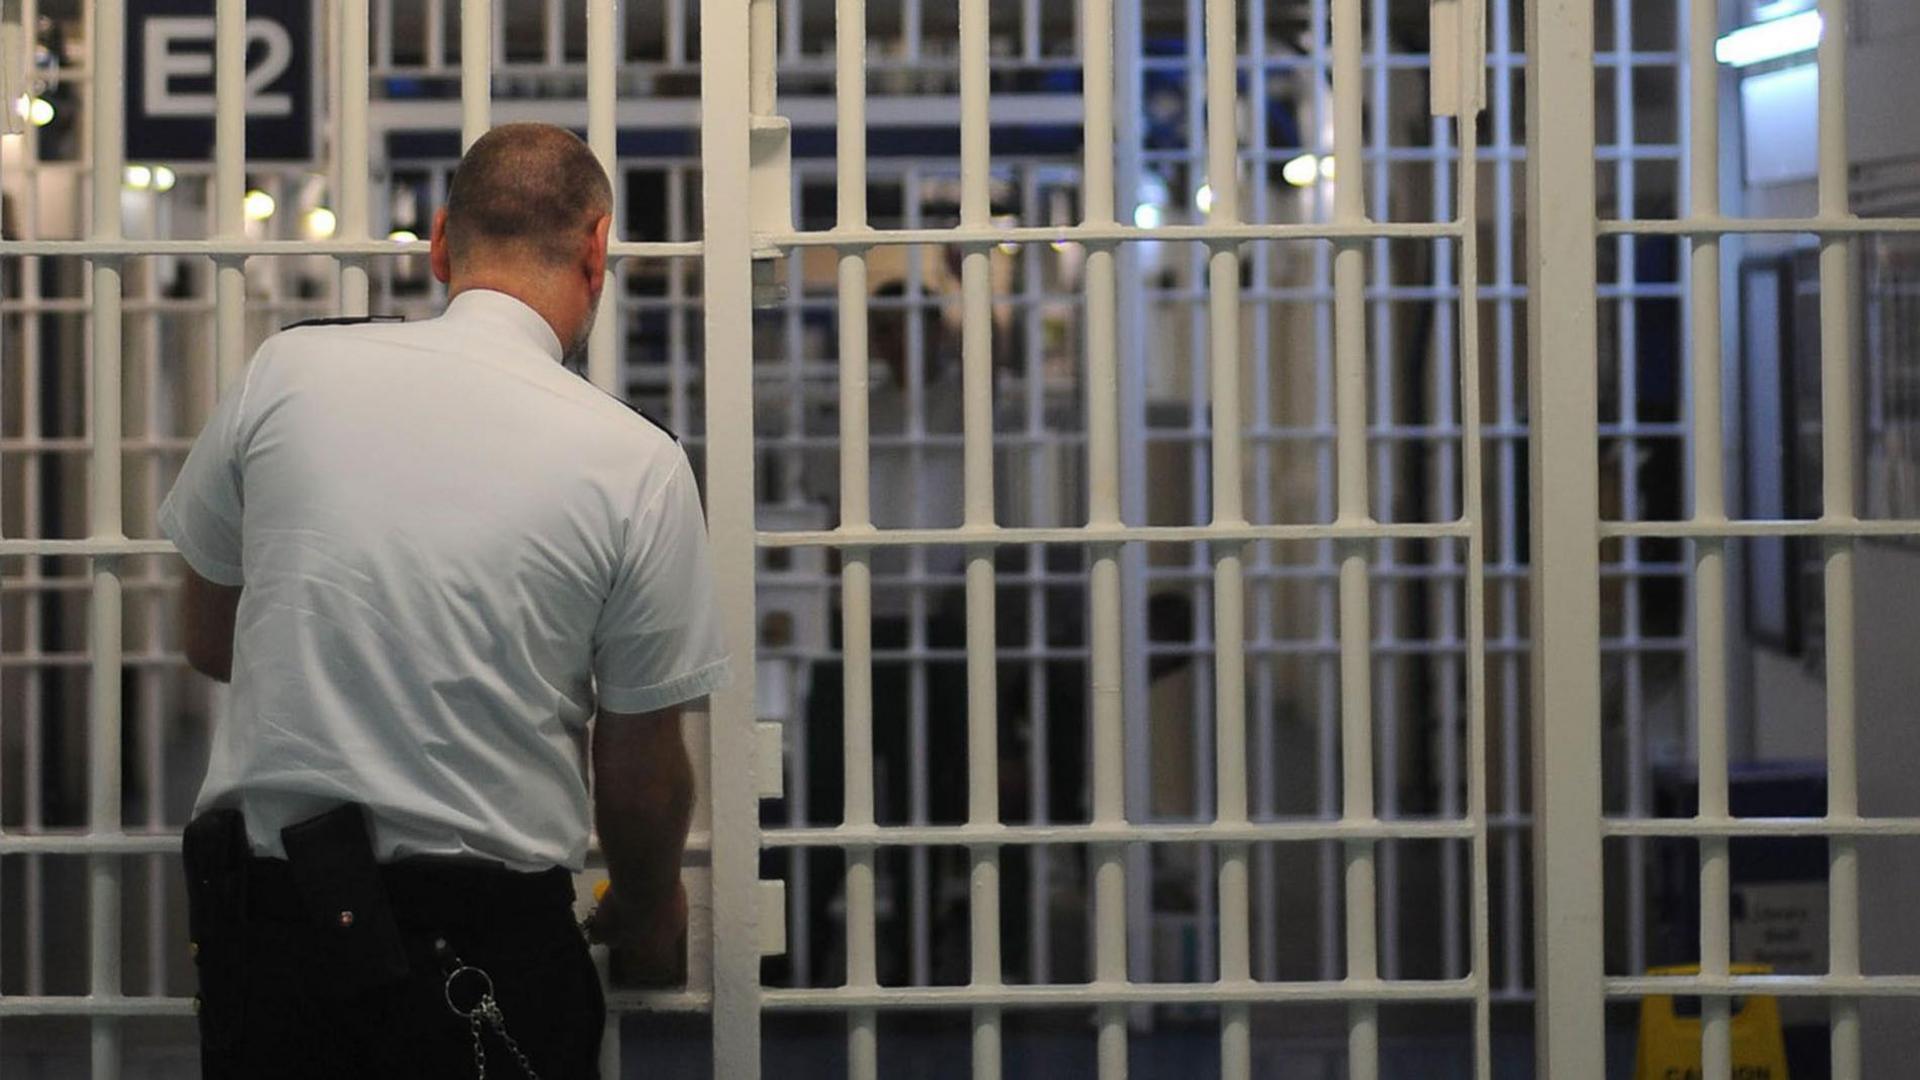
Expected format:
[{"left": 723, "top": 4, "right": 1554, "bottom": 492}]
[
  {"left": 1492, "top": 0, "right": 1524, "bottom": 999},
  {"left": 89, "top": 2, "right": 128, "bottom": 1076},
  {"left": 833, "top": 0, "right": 877, "bottom": 1073},
  {"left": 699, "top": 0, "right": 763, "bottom": 1071},
  {"left": 340, "top": 0, "right": 371, "bottom": 316},
  {"left": 1817, "top": 3, "right": 1861, "bottom": 1077},
  {"left": 1083, "top": 1, "right": 1131, "bottom": 1071},
  {"left": 461, "top": 0, "right": 492, "bottom": 147},
  {"left": 958, "top": 1, "right": 1002, "bottom": 1074},
  {"left": 1527, "top": 0, "right": 1606, "bottom": 1073},
  {"left": 1453, "top": 0, "right": 1493, "bottom": 1074},
  {"left": 756, "top": 521, "right": 1474, "bottom": 548},
  {"left": 1332, "top": 1, "right": 1378, "bottom": 1074},
  {"left": 1202, "top": 0, "right": 1250, "bottom": 1075},
  {"left": 760, "top": 978, "right": 1484, "bottom": 1009},
  {"left": 1684, "top": 3, "right": 1731, "bottom": 1075},
  {"left": 215, "top": 0, "right": 246, "bottom": 388},
  {"left": 586, "top": 0, "right": 619, "bottom": 392}
]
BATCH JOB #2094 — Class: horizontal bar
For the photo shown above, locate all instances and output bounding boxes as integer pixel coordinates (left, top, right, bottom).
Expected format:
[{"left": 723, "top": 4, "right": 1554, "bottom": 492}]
[
  {"left": 0, "top": 240, "right": 700, "bottom": 259},
  {"left": 0, "top": 991, "right": 713, "bottom": 1016},
  {"left": 1603, "top": 817, "right": 1920, "bottom": 839},
  {"left": 1601, "top": 519, "right": 1920, "bottom": 540},
  {"left": 1606, "top": 976, "right": 1920, "bottom": 999},
  {"left": 761, "top": 820, "right": 1476, "bottom": 849},
  {"left": 759, "top": 521, "right": 1473, "bottom": 548},
  {"left": 774, "top": 221, "right": 1465, "bottom": 250},
  {"left": 762, "top": 979, "right": 1482, "bottom": 1010},
  {"left": 0, "top": 539, "right": 177, "bottom": 557},
  {"left": 1598, "top": 217, "right": 1920, "bottom": 237}
]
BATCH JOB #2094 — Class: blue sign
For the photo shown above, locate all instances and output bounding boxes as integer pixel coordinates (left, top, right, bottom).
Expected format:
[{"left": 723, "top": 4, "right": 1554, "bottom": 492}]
[{"left": 125, "top": 0, "right": 317, "bottom": 163}]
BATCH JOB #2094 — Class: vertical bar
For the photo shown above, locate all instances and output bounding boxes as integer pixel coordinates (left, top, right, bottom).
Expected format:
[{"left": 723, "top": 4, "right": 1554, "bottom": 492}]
[
  {"left": 461, "top": 0, "right": 492, "bottom": 148},
  {"left": 1084, "top": 3, "right": 1131, "bottom": 1075},
  {"left": 17, "top": 0, "right": 48, "bottom": 998},
  {"left": 90, "top": 2, "right": 128, "bottom": 1076},
  {"left": 1492, "top": 0, "right": 1525, "bottom": 999},
  {"left": 1366, "top": 0, "right": 1402, "bottom": 985},
  {"left": 427, "top": 0, "right": 446, "bottom": 71},
  {"left": 959, "top": 1, "right": 1003, "bottom": 1075},
  {"left": 700, "top": 0, "right": 763, "bottom": 1073},
  {"left": 1453, "top": 0, "right": 1494, "bottom": 1073},
  {"left": 1685, "top": 2, "right": 1731, "bottom": 1076},
  {"left": 1203, "top": 1, "right": 1250, "bottom": 1078},
  {"left": 1113, "top": 0, "right": 1157, "bottom": 1010},
  {"left": 1816, "top": 3, "right": 1861, "bottom": 1078},
  {"left": 834, "top": 1, "right": 878, "bottom": 1075},
  {"left": 215, "top": 0, "right": 246, "bottom": 389},
  {"left": 586, "top": 0, "right": 620, "bottom": 392},
  {"left": 544, "top": 0, "right": 564, "bottom": 66},
  {"left": 339, "top": 0, "right": 372, "bottom": 316},
  {"left": 587, "top": 3, "right": 623, "bottom": 1072},
  {"left": 1528, "top": 0, "right": 1606, "bottom": 1074},
  {"left": 1311, "top": 0, "right": 1342, "bottom": 987},
  {"left": 1332, "top": 1, "right": 1377, "bottom": 1076}
]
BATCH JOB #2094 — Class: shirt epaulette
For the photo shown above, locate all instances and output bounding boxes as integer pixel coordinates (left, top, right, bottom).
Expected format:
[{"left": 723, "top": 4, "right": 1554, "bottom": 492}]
[
  {"left": 281, "top": 315, "right": 407, "bottom": 331},
  {"left": 588, "top": 383, "right": 679, "bottom": 443}
]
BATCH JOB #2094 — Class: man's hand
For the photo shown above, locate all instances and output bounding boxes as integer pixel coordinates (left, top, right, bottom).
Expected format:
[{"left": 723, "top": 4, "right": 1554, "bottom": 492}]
[{"left": 586, "top": 879, "right": 688, "bottom": 985}]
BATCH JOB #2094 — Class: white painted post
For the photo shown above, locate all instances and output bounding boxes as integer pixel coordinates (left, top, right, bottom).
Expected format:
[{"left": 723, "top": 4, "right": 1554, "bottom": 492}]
[
  {"left": 1527, "top": 0, "right": 1607, "bottom": 1076},
  {"left": 700, "top": 0, "right": 764, "bottom": 1075}
]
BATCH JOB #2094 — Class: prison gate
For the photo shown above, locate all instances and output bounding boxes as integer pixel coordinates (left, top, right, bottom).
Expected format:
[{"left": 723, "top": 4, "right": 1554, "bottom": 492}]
[{"left": 2, "top": 0, "right": 1918, "bottom": 1078}]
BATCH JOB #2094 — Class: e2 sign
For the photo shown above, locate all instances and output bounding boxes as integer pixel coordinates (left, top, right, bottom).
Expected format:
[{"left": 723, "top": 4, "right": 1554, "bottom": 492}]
[{"left": 125, "top": 0, "right": 316, "bottom": 163}]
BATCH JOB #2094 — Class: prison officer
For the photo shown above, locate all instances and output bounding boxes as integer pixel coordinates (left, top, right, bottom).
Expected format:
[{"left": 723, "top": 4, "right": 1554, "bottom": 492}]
[{"left": 160, "top": 122, "right": 729, "bottom": 1079}]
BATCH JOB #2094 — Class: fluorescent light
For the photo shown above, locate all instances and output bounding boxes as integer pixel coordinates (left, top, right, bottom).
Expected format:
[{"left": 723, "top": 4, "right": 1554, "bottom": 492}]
[
  {"left": 243, "top": 189, "right": 276, "bottom": 221},
  {"left": 1716, "top": 11, "right": 1822, "bottom": 68}
]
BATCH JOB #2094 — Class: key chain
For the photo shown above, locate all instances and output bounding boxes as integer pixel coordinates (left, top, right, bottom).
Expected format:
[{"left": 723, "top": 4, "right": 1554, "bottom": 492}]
[{"left": 438, "top": 938, "right": 545, "bottom": 1080}]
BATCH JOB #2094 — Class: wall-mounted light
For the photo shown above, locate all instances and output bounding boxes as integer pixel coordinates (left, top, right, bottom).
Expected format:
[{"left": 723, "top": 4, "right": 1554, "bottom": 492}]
[
  {"left": 243, "top": 189, "right": 276, "bottom": 221},
  {"left": 1716, "top": 10, "right": 1822, "bottom": 68}
]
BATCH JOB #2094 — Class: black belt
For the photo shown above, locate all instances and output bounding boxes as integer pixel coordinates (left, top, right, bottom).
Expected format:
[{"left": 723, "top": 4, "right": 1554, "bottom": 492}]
[{"left": 242, "top": 855, "right": 574, "bottom": 930}]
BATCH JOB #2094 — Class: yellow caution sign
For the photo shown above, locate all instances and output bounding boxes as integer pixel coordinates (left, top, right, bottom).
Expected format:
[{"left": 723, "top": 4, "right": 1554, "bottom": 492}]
[{"left": 1633, "top": 963, "right": 1790, "bottom": 1080}]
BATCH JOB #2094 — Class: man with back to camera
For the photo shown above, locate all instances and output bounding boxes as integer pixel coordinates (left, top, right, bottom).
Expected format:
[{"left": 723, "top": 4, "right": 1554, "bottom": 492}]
[{"left": 161, "top": 123, "right": 728, "bottom": 1079}]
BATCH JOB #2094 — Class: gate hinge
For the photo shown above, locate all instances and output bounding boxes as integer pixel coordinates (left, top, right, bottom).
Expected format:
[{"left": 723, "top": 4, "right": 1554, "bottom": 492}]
[{"left": 1429, "top": 0, "right": 1487, "bottom": 117}]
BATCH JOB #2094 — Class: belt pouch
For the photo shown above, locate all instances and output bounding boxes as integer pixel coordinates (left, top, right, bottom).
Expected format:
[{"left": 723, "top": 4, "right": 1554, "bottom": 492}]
[
  {"left": 279, "top": 803, "right": 412, "bottom": 994},
  {"left": 182, "top": 808, "right": 249, "bottom": 942}
]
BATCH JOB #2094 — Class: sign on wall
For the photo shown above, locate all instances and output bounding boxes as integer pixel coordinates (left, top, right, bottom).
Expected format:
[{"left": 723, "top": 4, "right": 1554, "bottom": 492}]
[{"left": 125, "top": 0, "right": 317, "bottom": 163}]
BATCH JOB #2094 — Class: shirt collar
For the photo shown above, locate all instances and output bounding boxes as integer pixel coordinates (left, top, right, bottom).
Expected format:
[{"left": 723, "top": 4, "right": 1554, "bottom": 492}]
[{"left": 444, "top": 288, "right": 566, "bottom": 364}]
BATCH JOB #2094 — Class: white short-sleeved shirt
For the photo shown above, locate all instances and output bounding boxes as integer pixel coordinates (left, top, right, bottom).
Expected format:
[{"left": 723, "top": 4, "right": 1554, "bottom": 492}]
[{"left": 159, "top": 288, "right": 730, "bottom": 872}]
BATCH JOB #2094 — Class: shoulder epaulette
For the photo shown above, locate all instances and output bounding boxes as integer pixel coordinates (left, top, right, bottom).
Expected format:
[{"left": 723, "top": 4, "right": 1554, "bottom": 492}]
[
  {"left": 281, "top": 315, "right": 407, "bottom": 331},
  {"left": 588, "top": 383, "right": 679, "bottom": 443}
]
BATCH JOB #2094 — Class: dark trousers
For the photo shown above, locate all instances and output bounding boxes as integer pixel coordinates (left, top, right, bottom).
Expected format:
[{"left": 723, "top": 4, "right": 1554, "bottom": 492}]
[{"left": 191, "top": 857, "right": 605, "bottom": 1080}]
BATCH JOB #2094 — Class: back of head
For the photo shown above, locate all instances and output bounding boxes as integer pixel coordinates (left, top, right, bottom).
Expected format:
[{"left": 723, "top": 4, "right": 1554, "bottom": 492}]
[{"left": 443, "top": 123, "right": 612, "bottom": 272}]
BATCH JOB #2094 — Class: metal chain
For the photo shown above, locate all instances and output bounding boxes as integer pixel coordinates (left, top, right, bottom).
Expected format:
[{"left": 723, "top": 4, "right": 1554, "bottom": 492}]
[{"left": 443, "top": 944, "right": 544, "bottom": 1080}]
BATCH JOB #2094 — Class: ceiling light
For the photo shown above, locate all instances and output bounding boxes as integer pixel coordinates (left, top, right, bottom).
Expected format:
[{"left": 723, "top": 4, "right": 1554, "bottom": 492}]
[
  {"left": 1133, "top": 203, "right": 1164, "bottom": 230},
  {"left": 1716, "top": 11, "right": 1822, "bottom": 68},
  {"left": 152, "top": 166, "right": 177, "bottom": 192},
  {"left": 26, "top": 97, "right": 54, "bottom": 127},
  {"left": 1195, "top": 183, "right": 1214, "bottom": 215},
  {"left": 123, "top": 165, "right": 152, "bottom": 190}
]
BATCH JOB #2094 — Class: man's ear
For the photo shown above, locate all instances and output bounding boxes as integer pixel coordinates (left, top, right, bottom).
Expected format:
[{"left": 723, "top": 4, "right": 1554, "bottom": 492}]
[
  {"left": 429, "top": 208, "right": 453, "bottom": 284},
  {"left": 585, "top": 213, "right": 613, "bottom": 296}
]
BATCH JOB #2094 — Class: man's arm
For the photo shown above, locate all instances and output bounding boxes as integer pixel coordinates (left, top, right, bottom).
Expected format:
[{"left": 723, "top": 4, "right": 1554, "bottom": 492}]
[
  {"left": 590, "top": 702, "right": 696, "bottom": 971},
  {"left": 181, "top": 562, "right": 242, "bottom": 683}
]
